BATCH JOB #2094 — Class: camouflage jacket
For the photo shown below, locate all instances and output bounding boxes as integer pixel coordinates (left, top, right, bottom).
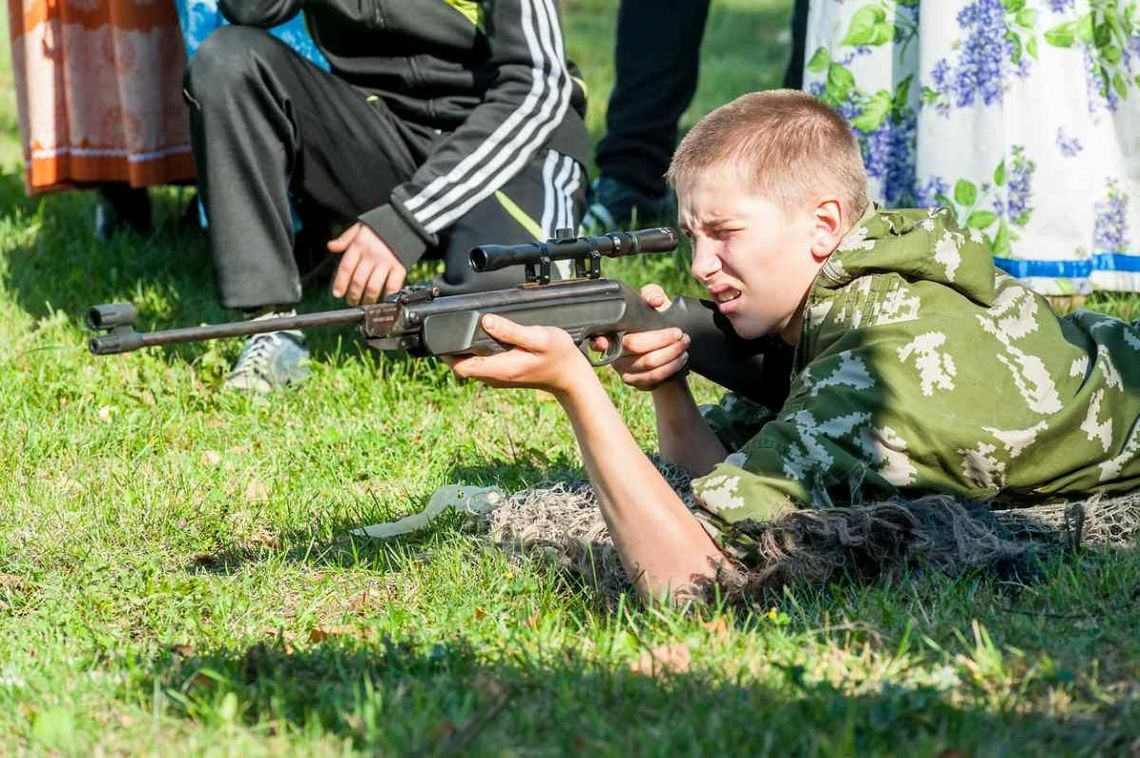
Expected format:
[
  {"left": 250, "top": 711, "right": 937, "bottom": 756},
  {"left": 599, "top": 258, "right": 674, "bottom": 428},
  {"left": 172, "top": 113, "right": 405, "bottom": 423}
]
[{"left": 690, "top": 206, "right": 1140, "bottom": 528}]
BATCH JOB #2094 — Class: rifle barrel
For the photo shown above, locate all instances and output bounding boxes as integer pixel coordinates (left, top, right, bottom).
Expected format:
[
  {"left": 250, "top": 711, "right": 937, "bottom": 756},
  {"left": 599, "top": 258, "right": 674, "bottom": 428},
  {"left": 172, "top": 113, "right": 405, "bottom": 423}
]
[{"left": 89, "top": 307, "right": 366, "bottom": 355}]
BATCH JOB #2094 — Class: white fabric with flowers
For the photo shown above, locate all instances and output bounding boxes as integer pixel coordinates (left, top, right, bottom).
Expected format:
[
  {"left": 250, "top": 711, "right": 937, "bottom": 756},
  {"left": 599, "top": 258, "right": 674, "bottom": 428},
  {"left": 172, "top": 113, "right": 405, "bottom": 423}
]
[{"left": 803, "top": 0, "right": 1140, "bottom": 294}]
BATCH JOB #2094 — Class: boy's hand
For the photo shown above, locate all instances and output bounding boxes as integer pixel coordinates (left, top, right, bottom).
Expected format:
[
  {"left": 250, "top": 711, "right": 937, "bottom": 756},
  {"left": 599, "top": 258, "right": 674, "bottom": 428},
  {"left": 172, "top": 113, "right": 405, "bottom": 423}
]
[
  {"left": 447, "top": 314, "right": 594, "bottom": 395},
  {"left": 592, "top": 284, "right": 690, "bottom": 390},
  {"left": 328, "top": 223, "right": 407, "bottom": 305}
]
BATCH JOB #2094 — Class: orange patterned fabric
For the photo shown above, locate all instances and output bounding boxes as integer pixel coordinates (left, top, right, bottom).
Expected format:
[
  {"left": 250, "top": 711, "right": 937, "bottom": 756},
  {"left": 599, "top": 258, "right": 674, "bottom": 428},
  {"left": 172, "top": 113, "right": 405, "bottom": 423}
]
[{"left": 7, "top": 0, "right": 194, "bottom": 193}]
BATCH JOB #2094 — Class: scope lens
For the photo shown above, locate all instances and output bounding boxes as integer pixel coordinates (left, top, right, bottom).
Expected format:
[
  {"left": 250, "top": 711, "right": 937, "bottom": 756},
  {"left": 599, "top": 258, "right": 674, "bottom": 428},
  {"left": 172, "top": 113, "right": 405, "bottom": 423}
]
[{"left": 469, "top": 248, "right": 488, "bottom": 271}]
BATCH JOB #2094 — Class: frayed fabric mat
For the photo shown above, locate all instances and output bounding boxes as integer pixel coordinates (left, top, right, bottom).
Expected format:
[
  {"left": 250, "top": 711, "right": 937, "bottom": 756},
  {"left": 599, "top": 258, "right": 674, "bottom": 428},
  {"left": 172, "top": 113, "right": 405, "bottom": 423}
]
[{"left": 481, "top": 463, "right": 1140, "bottom": 598}]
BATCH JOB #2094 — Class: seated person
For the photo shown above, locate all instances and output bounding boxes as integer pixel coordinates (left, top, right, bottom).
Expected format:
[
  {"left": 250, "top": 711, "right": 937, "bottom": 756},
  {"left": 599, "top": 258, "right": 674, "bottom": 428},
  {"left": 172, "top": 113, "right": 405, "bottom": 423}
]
[
  {"left": 183, "top": 0, "right": 588, "bottom": 391},
  {"left": 447, "top": 89, "right": 1140, "bottom": 600}
]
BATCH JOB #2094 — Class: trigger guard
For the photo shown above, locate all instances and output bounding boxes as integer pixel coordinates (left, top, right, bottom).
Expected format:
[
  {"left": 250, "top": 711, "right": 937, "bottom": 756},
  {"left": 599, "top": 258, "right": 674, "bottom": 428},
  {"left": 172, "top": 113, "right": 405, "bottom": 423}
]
[{"left": 585, "top": 333, "right": 623, "bottom": 367}]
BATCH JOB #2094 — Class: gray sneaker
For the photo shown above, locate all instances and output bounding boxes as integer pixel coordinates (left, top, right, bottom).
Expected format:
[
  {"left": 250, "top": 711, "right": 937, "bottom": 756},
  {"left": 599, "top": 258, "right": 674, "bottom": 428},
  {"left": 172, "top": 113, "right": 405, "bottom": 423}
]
[{"left": 224, "top": 327, "right": 310, "bottom": 393}]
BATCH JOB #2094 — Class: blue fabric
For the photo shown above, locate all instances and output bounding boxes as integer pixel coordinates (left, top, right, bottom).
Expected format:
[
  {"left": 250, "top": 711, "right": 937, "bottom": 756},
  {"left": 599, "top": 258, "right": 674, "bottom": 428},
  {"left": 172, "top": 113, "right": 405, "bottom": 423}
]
[
  {"left": 174, "top": 0, "right": 329, "bottom": 69},
  {"left": 994, "top": 252, "right": 1140, "bottom": 280}
]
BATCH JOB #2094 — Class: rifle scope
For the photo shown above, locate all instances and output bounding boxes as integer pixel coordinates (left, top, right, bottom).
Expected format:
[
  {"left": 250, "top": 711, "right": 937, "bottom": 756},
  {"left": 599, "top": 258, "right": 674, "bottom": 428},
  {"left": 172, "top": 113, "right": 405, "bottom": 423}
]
[{"left": 469, "top": 227, "right": 677, "bottom": 273}]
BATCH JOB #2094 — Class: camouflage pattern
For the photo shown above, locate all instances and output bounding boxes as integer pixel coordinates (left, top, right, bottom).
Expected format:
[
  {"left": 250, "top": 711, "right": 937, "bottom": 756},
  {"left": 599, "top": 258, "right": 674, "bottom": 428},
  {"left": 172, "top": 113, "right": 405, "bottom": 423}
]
[{"left": 691, "top": 206, "right": 1140, "bottom": 531}]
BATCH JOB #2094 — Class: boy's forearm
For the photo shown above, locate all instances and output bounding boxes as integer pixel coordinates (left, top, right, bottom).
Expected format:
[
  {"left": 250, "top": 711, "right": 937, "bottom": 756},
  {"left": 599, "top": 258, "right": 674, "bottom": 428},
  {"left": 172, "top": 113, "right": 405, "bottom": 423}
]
[
  {"left": 554, "top": 378, "right": 724, "bottom": 599},
  {"left": 650, "top": 378, "right": 728, "bottom": 477}
]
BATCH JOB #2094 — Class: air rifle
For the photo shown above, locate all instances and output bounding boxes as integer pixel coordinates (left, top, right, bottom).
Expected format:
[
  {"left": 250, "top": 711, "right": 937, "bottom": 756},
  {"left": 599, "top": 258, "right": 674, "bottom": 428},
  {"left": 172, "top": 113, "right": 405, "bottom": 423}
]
[{"left": 87, "top": 228, "right": 791, "bottom": 408}]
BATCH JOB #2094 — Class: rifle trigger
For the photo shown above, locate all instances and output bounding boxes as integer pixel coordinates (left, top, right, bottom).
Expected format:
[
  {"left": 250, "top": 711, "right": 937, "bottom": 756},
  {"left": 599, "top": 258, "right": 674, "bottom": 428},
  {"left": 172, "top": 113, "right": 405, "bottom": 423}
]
[{"left": 585, "top": 332, "right": 624, "bottom": 367}]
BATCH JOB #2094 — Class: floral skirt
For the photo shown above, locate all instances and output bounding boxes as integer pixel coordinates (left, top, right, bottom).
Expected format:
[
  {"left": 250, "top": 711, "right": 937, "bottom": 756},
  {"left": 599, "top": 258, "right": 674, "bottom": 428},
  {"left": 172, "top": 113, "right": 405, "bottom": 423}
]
[
  {"left": 7, "top": 0, "right": 195, "bottom": 193},
  {"left": 804, "top": 0, "right": 1140, "bottom": 294}
]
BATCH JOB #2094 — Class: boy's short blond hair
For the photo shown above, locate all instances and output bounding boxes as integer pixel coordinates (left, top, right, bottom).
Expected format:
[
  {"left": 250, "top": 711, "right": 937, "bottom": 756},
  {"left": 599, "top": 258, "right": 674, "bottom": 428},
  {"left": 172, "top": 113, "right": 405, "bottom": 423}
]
[{"left": 667, "top": 89, "right": 869, "bottom": 219}]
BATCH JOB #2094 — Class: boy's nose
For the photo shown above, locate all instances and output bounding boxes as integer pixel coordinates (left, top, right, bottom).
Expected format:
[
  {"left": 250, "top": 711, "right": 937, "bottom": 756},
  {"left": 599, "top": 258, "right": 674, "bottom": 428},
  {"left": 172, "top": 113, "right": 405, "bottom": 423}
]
[{"left": 689, "top": 240, "right": 721, "bottom": 281}]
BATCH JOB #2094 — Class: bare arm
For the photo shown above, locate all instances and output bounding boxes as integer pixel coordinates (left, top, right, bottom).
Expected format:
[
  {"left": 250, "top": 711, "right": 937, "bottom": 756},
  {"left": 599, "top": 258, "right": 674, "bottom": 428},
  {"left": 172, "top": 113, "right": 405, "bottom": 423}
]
[
  {"left": 449, "top": 316, "right": 725, "bottom": 600},
  {"left": 650, "top": 379, "right": 728, "bottom": 477}
]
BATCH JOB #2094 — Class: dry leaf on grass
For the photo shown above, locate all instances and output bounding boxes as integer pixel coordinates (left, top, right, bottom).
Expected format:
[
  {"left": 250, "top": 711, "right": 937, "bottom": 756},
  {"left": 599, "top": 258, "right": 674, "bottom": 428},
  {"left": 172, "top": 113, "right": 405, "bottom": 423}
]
[
  {"left": 245, "top": 529, "right": 279, "bottom": 550},
  {"left": 0, "top": 574, "right": 26, "bottom": 592},
  {"left": 349, "top": 592, "right": 371, "bottom": 613},
  {"left": 701, "top": 617, "right": 729, "bottom": 638},
  {"left": 630, "top": 643, "right": 691, "bottom": 678},
  {"left": 523, "top": 612, "right": 540, "bottom": 629},
  {"left": 200, "top": 450, "right": 222, "bottom": 466},
  {"left": 244, "top": 480, "right": 269, "bottom": 503},
  {"left": 308, "top": 625, "right": 371, "bottom": 643}
]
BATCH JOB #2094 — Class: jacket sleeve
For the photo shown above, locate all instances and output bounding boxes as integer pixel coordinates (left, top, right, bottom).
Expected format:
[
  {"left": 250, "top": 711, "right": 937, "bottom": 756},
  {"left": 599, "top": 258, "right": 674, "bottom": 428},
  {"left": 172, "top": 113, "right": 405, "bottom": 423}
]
[
  {"left": 218, "top": 0, "right": 301, "bottom": 27},
  {"left": 690, "top": 347, "right": 908, "bottom": 526},
  {"left": 358, "top": 0, "right": 573, "bottom": 266}
]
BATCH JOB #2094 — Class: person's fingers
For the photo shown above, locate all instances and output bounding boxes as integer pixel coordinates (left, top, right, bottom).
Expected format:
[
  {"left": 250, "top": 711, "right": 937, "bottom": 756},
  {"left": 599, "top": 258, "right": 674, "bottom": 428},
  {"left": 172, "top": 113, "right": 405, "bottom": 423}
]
[
  {"left": 345, "top": 254, "right": 379, "bottom": 306},
  {"left": 590, "top": 335, "right": 611, "bottom": 353},
  {"left": 640, "top": 283, "right": 671, "bottom": 311},
  {"left": 621, "top": 352, "right": 688, "bottom": 388},
  {"left": 361, "top": 264, "right": 391, "bottom": 305},
  {"left": 448, "top": 354, "right": 484, "bottom": 379},
  {"left": 383, "top": 262, "right": 407, "bottom": 298},
  {"left": 624, "top": 334, "right": 690, "bottom": 373},
  {"left": 327, "top": 223, "right": 359, "bottom": 253},
  {"left": 331, "top": 247, "right": 361, "bottom": 298},
  {"left": 481, "top": 314, "right": 551, "bottom": 351},
  {"left": 448, "top": 350, "right": 529, "bottom": 386},
  {"left": 621, "top": 327, "right": 685, "bottom": 356}
]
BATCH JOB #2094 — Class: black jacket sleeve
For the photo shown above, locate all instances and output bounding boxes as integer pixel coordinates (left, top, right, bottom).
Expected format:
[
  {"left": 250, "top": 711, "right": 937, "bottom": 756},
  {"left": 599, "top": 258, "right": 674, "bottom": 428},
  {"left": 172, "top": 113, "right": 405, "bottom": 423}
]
[{"left": 359, "top": 0, "right": 573, "bottom": 267}]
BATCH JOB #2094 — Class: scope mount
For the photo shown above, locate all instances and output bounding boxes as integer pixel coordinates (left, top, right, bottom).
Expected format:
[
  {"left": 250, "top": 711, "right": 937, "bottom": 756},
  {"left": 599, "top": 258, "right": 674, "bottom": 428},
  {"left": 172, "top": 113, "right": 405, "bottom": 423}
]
[{"left": 525, "top": 227, "right": 603, "bottom": 285}]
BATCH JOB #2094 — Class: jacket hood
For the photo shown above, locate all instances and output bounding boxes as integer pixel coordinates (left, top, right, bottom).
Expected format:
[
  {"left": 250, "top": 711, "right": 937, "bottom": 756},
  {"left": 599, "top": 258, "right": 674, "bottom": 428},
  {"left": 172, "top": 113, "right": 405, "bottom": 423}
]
[{"left": 816, "top": 205, "right": 998, "bottom": 308}]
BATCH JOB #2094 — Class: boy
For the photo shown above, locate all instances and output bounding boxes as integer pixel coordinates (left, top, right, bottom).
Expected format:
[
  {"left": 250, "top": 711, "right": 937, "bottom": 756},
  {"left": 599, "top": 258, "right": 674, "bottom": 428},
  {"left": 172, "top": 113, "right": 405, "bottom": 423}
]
[
  {"left": 448, "top": 90, "right": 1140, "bottom": 600},
  {"left": 183, "top": 0, "right": 588, "bottom": 392}
]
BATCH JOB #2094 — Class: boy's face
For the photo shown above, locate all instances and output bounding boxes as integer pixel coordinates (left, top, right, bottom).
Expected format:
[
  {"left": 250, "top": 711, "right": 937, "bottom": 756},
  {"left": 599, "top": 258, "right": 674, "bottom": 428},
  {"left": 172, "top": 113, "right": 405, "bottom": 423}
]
[{"left": 677, "top": 167, "right": 839, "bottom": 343}]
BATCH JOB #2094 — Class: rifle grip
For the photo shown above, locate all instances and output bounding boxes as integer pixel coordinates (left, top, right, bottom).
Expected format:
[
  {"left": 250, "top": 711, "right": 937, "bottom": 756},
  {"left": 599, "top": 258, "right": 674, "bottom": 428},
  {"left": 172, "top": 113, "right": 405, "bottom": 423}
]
[{"left": 660, "top": 297, "right": 792, "bottom": 410}]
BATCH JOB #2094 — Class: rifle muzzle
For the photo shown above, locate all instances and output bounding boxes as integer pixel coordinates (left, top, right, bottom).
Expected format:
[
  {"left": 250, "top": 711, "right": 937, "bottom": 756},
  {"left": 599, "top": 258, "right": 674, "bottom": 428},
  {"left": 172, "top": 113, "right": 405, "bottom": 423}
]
[
  {"left": 89, "top": 332, "right": 145, "bottom": 355},
  {"left": 87, "top": 303, "right": 136, "bottom": 330}
]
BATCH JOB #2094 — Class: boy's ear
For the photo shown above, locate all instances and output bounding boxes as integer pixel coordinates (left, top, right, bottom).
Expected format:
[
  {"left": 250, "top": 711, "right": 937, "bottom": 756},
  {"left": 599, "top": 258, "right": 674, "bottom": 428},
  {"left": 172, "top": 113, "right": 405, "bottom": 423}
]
[{"left": 810, "top": 199, "right": 845, "bottom": 260}]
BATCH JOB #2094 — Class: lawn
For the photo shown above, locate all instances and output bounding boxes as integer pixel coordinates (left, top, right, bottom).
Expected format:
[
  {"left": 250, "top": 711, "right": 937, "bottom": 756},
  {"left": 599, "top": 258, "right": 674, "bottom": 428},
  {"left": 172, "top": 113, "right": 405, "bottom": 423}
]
[{"left": 1, "top": 0, "right": 1139, "bottom": 754}]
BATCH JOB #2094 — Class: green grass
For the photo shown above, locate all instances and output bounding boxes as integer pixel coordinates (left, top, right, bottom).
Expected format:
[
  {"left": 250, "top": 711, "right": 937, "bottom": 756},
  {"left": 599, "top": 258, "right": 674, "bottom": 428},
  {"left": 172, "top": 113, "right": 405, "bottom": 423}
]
[{"left": 2, "top": 1, "right": 1139, "bottom": 753}]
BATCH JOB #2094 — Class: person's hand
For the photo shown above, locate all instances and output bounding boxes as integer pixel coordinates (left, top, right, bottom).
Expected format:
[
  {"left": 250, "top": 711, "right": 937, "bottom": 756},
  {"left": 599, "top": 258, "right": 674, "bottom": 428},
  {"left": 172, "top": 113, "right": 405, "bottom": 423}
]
[
  {"left": 446, "top": 314, "right": 594, "bottom": 395},
  {"left": 328, "top": 222, "right": 407, "bottom": 305},
  {"left": 592, "top": 284, "right": 689, "bottom": 390}
]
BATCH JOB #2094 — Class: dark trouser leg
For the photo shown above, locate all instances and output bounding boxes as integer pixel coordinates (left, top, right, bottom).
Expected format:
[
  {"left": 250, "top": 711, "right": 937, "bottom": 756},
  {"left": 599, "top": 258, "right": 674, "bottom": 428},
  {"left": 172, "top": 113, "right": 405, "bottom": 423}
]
[
  {"left": 183, "top": 26, "right": 419, "bottom": 310},
  {"left": 594, "top": 0, "right": 711, "bottom": 200},
  {"left": 435, "top": 149, "right": 587, "bottom": 294},
  {"left": 783, "top": 0, "right": 811, "bottom": 89}
]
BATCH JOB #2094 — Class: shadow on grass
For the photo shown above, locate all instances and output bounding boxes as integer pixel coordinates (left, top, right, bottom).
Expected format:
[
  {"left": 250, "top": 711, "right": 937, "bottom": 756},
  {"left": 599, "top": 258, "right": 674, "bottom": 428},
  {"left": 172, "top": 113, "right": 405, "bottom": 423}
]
[
  {"left": 134, "top": 635, "right": 1130, "bottom": 753},
  {"left": 184, "top": 450, "right": 585, "bottom": 576}
]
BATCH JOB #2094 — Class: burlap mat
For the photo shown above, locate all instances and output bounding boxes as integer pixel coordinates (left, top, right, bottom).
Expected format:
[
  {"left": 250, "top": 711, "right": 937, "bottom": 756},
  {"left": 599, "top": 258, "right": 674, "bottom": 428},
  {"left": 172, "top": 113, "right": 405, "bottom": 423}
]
[{"left": 483, "top": 462, "right": 1140, "bottom": 599}]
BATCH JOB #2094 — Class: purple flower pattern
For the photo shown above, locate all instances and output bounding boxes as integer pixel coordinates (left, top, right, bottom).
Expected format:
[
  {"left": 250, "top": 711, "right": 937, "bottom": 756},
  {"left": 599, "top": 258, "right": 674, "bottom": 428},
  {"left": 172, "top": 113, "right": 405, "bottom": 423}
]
[
  {"left": 926, "top": 0, "right": 1032, "bottom": 113},
  {"left": 1094, "top": 180, "right": 1130, "bottom": 252},
  {"left": 1055, "top": 127, "right": 1083, "bottom": 156},
  {"left": 915, "top": 178, "right": 950, "bottom": 210},
  {"left": 861, "top": 110, "right": 919, "bottom": 206},
  {"left": 1005, "top": 146, "right": 1036, "bottom": 225}
]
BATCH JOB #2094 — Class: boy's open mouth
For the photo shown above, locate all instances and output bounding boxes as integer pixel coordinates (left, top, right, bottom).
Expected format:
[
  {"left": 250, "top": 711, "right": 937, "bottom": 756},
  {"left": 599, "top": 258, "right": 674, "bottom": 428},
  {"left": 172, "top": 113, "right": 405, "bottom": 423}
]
[{"left": 709, "top": 286, "right": 742, "bottom": 304}]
